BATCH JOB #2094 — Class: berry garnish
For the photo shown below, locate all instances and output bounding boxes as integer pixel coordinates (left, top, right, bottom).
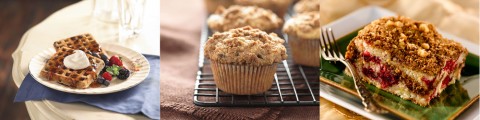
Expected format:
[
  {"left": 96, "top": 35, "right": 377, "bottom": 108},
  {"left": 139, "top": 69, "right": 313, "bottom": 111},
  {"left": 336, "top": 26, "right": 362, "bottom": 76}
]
[
  {"left": 109, "top": 55, "right": 123, "bottom": 66},
  {"left": 97, "top": 77, "right": 105, "bottom": 84},
  {"left": 100, "top": 54, "right": 109, "bottom": 65},
  {"left": 102, "top": 72, "right": 112, "bottom": 81},
  {"left": 103, "top": 80, "right": 110, "bottom": 86},
  {"left": 118, "top": 68, "right": 130, "bottom": 80},
  {"left": 106, "top": 65, "right": 122, "bottom": 76}
]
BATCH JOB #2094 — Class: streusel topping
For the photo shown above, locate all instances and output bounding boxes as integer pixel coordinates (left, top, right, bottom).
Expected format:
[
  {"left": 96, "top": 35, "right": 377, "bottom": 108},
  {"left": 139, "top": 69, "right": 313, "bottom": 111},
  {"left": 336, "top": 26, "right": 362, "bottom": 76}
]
[
  {"left": 204, "top": 26, "right": 288, "bottom": 66},
  {"left": 352, "top": 16, "right": 467, "bottom": 75},
  {"left": 293, "top": 0, "right": 320, "bottom": 13},
  {"left": 283, "top": 12, "right": 320, "bottom": 39},
  {"left": 207, "top": 5, "right": 283, "bottom": 32}
]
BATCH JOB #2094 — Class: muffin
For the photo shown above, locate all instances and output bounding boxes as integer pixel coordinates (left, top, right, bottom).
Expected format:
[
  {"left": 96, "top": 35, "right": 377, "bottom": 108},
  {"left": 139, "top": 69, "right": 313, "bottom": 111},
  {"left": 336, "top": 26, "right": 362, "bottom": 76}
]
[
  {"left": 204, "top": 26, "right": 288, "bottom": 95},
  {"left": 294, "top": 0, "right": 320, "bottom": 14},
  {"left": 207, "top": 5, "right": 283, "bottom": 33},
  {"left": 203, "top": 0, "right": 234, "bottom": 14},
  {"left": 234, "top": 0, "right": 293, "bottom": 18},
  {"left": 283, "top": 12, "right": 320, "bottom": 66}
]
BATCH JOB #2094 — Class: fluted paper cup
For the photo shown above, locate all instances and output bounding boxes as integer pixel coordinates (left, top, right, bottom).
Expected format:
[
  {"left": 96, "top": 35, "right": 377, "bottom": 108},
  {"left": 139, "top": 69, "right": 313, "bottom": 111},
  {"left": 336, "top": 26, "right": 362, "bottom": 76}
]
[
  {"left": 210, "top": 61, "right": 277, "bottom": 95},
  {"left": 288, "top": 35, "right": 320, "bottom": 67}
]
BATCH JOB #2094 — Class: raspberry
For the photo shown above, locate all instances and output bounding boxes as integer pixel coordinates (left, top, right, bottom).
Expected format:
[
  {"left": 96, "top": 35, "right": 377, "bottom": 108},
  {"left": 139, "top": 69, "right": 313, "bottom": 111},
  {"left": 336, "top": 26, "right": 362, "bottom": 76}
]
[
  {"left": 109, "top": 55, "right": 123, "bottom": 66},
  {"left": 102, "top": 72, "right": 112, "bottom": 81}
]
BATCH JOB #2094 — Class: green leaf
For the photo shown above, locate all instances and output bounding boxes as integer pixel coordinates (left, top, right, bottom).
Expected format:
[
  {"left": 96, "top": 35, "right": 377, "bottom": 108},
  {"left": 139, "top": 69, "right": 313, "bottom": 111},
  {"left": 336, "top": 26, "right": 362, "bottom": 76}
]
[{"left": 106, "top": 65, "right": 121, "bottom": 76}]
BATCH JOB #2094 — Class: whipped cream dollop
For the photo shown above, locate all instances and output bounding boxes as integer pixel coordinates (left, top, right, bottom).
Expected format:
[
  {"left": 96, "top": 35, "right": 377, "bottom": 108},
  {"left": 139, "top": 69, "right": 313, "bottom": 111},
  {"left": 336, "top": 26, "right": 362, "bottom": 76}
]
[{"left": 63, "top": 50, "right": 90, "bottom": 70}]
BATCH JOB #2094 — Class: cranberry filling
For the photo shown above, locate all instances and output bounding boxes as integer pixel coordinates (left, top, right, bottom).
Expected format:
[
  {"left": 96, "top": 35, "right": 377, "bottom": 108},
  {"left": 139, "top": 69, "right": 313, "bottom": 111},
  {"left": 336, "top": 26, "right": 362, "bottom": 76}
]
[
  {"left": 361, "top": 65, "right": 399, "bottom": 89},
  {"left": 362, "top": 51, "right": 381, "bottom": 63},
  {"left": 441, "top": 76, "right": 452, "bottom": 88},
  {"left": 421, "top": 77, "right": 435, "bottom": 89},
  {"left": 443, "top": 60, "right": 456, "bottom": 72}
]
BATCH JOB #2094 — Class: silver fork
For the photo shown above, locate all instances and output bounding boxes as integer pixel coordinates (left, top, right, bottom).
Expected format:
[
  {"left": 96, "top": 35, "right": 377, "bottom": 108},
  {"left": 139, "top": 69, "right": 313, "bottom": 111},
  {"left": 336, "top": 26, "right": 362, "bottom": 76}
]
[{"left": 320, "top": 28, "right": 387, "bottom": 113}]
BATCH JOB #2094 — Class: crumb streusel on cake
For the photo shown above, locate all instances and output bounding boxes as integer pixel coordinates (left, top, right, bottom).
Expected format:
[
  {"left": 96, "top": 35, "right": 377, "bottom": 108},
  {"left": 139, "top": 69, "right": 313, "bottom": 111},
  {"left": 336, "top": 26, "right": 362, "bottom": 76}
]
[
  {"left": 345, "top": 16, "right": 468, "bottom": 106},
  {"left": 204, "top": 26, "right": 287, "bottom": 66},
  {"left": 293, "top": 0, "right": 320, "bottom": 14},
  {"left": 283, "top": 12, "right": 320, "bottom": 39},
  {"left": 207, "top": 5, "right": 283, "bottom": 32}
]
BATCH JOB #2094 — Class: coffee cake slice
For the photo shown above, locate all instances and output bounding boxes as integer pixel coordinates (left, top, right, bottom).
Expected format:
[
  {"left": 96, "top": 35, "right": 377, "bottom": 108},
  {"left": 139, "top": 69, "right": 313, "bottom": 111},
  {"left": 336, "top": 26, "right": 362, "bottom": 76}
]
[{"left": 345, "top": 16, "right": 468, "bottom": 106}]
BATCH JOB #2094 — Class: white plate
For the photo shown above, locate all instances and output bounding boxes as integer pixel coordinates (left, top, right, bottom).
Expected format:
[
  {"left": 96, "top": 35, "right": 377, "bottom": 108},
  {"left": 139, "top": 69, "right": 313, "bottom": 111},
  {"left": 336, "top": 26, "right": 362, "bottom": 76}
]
[
  {"left": 28, "top": 43, "right": 150, "bottom": 94},
  {"left": 320, "top": 6, "right": 479, "bottom": 120}
]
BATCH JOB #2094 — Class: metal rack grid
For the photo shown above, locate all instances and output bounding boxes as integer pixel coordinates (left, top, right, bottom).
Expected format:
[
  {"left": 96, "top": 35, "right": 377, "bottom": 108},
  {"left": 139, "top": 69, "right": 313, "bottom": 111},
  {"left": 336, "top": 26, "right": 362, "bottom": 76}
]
[{"left": 193, "top": 24, "right": 320, "bottom": 107}]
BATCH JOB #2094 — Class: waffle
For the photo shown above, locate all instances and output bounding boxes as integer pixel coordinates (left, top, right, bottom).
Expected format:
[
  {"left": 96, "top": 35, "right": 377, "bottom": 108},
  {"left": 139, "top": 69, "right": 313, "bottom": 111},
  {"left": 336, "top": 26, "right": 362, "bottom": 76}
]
[
  {"left": 40, "top": 47, "right": 105, "bottom": 89},
  {"left": 53, "top": 33, "right": 107, "bottom": 57}
]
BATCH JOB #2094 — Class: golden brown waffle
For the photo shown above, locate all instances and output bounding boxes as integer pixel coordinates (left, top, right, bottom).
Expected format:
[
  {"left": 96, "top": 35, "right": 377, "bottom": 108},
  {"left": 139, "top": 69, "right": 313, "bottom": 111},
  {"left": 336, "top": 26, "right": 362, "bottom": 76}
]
[
  {"left": 53, "top": 33, "right": 106, "bottom": 56},
  {"left": 40, "top": 47, "right": 105, "bottom": 89}
]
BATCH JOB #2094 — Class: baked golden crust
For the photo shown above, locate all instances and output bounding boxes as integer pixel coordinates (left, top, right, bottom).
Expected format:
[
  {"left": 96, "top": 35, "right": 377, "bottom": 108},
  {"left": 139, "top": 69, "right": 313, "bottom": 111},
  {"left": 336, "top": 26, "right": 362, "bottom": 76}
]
[
  {"left": 40, "top": 47, "right": 105, "bottom": 89},
  {"left": 352, "top": 16, "right": 468, "bottom": 75},
  {"left": 207, "top": 5, "right": 283, "bottom": 32},
  {"left": 283, "top": 12, "right": 320, "bottom": 39},
  {"left": 234, "top": 0, "right": 293, "bottom": 17},
  {"left": 204, "top": 26, "right": 287, "bottom": 66},
  {"left": 293, "top": 0, "right": 320, "bottom": 13}
]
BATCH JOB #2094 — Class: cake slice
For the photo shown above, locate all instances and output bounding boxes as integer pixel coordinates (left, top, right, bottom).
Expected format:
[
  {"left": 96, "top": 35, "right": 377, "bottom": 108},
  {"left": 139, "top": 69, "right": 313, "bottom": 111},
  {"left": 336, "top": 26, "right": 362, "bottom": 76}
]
[
  {"left": 40, "top": 47, "right": 105, "bottom": 88},
  {"left": 345, "top": 16, "right": 468, "bottom": 106}
]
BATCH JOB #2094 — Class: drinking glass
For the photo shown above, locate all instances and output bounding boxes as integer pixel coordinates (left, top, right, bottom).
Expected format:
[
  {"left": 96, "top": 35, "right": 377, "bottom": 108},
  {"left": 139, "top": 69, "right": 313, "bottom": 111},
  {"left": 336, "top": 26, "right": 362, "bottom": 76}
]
[{"left": 117, "top": 0, "right": 146, "bottom": 39}]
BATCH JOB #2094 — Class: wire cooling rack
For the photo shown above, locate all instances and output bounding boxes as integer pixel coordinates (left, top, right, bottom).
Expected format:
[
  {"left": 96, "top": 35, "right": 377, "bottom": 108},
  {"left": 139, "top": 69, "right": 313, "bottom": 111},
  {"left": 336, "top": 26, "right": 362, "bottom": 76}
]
[{"left": 193, "top": 23, "right": 320, "bottom": 107}]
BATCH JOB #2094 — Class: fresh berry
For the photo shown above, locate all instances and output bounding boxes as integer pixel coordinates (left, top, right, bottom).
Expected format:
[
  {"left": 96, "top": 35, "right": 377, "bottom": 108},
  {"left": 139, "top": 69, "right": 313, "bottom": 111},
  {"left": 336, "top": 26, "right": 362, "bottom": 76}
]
[
  {"left": 118, "top": 68, "right": 130, "bottom": 80},
  {"left": 100, "top": 54, "right": 109, "bottom": 65},
  {"left": 109, "top": 55, "right": 123, "bottom": 66},
  {"left": 103, "top": 80, "right": 110, "bottom": 86},
  {"left": 91, "top": 52, "right": 100, "bottom": 58},
  {"left": 97, "top": 77, "right": 105, "bottom": 84},
  {"left": 102, "top": 72, "right": 112, "bottom": 81}
]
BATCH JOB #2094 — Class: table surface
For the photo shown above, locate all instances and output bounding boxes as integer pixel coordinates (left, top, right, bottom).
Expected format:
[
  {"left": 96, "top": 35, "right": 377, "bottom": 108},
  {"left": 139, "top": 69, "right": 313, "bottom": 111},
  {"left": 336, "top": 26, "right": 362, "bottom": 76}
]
[{"left": 11, "top": 0, "right": 159, "bottom": 119}]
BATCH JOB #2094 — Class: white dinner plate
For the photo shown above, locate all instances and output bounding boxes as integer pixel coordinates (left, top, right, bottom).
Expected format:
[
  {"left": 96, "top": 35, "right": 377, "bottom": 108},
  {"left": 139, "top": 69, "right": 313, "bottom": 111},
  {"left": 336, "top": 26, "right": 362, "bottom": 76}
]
[{"left": 28, "top": 43, "right": 150, "bottom": 94}]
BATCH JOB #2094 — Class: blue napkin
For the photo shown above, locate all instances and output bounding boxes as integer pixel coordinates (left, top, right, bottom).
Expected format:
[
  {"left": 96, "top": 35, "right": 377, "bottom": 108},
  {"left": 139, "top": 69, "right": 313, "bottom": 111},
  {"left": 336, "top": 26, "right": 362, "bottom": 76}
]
[{"left": 14, "top": 54, "right": 159, "bottom": 120}]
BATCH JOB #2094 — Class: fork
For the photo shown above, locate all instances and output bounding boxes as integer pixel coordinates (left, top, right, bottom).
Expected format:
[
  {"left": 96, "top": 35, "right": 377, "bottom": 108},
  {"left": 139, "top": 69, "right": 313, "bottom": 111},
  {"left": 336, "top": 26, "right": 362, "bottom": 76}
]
[{"left": 320, "top": 28, "right": 387, "bottom": 113}]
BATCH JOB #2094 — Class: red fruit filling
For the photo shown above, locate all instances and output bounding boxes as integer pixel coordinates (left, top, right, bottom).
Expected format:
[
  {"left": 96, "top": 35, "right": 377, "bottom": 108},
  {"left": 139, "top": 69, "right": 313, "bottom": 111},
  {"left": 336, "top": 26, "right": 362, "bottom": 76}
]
[
  {"left": 421, "top": 77, "right": 435, "bottom": 89},
  {"left": 443, "top": 60, "right": 456, "bottom": 72},
  {"left": 441, "top": 76, "right": 452, "bottom": 88},
  {"left": 362, "top": 51, "right": 381, "bottom": 64},
  {"left": 361, "top": 66, "right": 399, "bottom": 88}
]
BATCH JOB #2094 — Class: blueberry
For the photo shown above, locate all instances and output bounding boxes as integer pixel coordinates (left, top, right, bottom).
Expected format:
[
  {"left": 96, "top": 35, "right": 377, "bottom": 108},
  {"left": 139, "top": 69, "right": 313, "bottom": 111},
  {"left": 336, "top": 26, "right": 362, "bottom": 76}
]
[
  {"left": 100, "top": 54, "right": 109, "bottom": 65},
  {"left": 91, "top": 52, "right": 100, "bottom": 58},
  {"left": 103, "top": 80, "right": 110, "bottom": 86},
  {"left": 97, "top": 77, "right": 105, "bottom": 84},
  {"left": 118, "top": 68, "right": 130, "bottom": 80}
]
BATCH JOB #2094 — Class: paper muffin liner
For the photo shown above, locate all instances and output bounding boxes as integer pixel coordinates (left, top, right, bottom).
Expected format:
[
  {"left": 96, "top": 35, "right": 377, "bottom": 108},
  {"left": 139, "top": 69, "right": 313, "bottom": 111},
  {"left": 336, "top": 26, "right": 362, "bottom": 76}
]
[
  {"left": 210, "top": 61, "right": 277, "bottom": 95},
  {"left": 288, "top": 35, "right": 320, "bottom": 67}
]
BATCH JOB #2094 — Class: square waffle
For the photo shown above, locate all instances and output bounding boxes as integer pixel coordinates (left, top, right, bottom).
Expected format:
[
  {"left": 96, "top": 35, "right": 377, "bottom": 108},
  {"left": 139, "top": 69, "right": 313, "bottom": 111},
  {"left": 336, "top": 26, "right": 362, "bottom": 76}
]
[
  {"left": 40, "top": 47, "right": 105, "bottom": 89},
  {"left": 53, "top": 33, "right": 107, "bottom": 57}
]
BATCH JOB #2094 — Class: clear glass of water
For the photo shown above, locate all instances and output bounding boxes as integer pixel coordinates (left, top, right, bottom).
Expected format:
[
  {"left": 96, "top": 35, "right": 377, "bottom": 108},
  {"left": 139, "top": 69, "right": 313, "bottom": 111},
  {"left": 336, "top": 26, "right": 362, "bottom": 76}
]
[
  {"left": 117, "top": 0, "right": 146, "bottom": 39},
  {"left": 92, "top": 0, "right": 119, "bottom": 23}
]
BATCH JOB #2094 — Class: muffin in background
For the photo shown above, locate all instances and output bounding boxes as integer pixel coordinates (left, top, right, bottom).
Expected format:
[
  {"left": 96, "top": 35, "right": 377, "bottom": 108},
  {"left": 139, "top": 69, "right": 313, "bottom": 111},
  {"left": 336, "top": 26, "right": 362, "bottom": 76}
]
[
  {"left": 207, "top": 5, "right": 283, "bottom": 33},
  {"left": 234, "top": 0, "right": 293, "bottom": 18},
  {"left": 203, "top": 0, "right": 234, "bottom": 14},
  {"left": 294, "top": 0, "right": 320, "bottom": 14},
  {"left": 204, "top": 26, "right": 287, "bottom": 95},
  {"left": 283, "top": 12, "right": 321, "bottom": 66}
]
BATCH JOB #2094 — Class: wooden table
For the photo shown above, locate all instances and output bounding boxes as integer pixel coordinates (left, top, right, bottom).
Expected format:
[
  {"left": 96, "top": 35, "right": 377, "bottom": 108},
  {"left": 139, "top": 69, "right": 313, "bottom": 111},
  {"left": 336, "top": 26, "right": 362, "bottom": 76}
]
[{"left": 11, "top": 0, "right": 159, "bottom": 119}]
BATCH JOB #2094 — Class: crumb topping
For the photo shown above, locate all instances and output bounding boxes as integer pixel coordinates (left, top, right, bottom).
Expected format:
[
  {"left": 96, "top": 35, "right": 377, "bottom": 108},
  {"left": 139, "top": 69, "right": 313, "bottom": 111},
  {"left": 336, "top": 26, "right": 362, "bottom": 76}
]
[
  {"left": 207, "top": 5, "right": 283, "bottom": 32},
  {"left": 293, "top": 0, "right": 320, "bottom": 13},
  {"left": 283, "top": 12, "right": 320, "bottom": 39},
  {"left": 204, "top": 26, "right": 288, "bottom": 66},
  {"left": 353, "top": 16, "right": 468, "bottom": 75},
  {"left": 234, "top": 0, "right": 293, "bottom": 16}
]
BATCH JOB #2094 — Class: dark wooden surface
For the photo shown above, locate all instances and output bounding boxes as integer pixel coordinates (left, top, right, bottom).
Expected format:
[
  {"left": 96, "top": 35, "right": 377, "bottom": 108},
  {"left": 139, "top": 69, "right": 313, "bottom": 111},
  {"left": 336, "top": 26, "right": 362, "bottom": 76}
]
[{"left": 0, "top": 0, "right": 79, "bottom": 119}]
